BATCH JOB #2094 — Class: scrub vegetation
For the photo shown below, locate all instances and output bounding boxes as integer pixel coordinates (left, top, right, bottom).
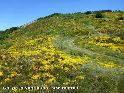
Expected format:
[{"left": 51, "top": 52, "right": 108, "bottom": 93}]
[{"left": 0, "top": 10, "right": 124, "bottom": 93}]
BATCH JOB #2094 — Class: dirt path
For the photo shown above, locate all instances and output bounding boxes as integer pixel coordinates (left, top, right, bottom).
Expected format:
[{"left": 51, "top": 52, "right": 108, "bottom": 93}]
[
  {"left": 53, "top": 24, "right": 124, "bottom": 64},
  {"left": 54, "top": 36, "right": 124, "bottom": 64},
  {"left": 63, "top": 38, "right": 100, "bottom": 56}
]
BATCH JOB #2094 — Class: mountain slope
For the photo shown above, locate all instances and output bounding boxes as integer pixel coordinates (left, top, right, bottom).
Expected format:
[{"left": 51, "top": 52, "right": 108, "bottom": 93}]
[{"left": 0, "top": 11, "right": 124, "bottom": 93}]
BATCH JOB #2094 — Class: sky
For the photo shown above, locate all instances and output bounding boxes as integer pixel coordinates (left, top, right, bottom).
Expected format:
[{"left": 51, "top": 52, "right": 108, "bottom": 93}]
[{"left": 0, "top": 0, "right": 124, "bottom": 30}]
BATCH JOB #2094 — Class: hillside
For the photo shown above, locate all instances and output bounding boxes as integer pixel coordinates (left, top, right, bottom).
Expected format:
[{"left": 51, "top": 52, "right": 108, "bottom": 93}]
[{"left": 0, "top": 11, "right": 124, "bottom": 93}]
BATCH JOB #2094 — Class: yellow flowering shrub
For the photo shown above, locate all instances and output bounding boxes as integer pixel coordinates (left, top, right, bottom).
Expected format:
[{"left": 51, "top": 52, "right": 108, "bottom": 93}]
[
  {"left": 89, "top": 36, "right": 124, "bottom": 52},
  {"left": 0, "top": 35, "right": 90, "bottom": 89},
  {"left": 0, "top": 72, "right": 3, "bottom": 77},
  {"left": 0, "top": 11, "right": 124, "bottom": 93},
  {"left": 97, "top": 62, "right": 117, "bottom": 68},
  {"left": 31, "top": 74, "right": 41, "bottom": 80}
]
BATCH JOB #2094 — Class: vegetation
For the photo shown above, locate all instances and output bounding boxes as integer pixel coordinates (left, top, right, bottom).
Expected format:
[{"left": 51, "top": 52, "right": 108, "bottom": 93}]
[
  {"left": 95, "top": 12, "right": 104, "bottom": 18},
  {"left": 0, "top": 10, "right": 124, "bottom": 93},
  {"left": 84, "top": 11, "right": 92, "bottom": 15},
  {"left": 0, "top": 27, "right": 19, "bottom": 40}
]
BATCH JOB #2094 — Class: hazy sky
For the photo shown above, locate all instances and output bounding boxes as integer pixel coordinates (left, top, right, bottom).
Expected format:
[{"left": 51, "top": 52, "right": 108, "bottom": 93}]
[{"left": 0, "top": 0, "right": 124, "bottom": 30}]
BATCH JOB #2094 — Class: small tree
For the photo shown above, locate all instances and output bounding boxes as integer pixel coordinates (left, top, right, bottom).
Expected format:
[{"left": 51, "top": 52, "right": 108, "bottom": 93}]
[
  {"left": 95, "top": 12, "right": 104, "bottom": 18},
  {"left": 84, "top": 11, "right": 92, "bottom": 15}
]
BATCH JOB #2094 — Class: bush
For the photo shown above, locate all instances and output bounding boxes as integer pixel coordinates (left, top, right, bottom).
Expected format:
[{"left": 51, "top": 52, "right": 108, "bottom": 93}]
[
  {"left": 84, "top": 11, "right": 92, "bottom": 15},
  {"left": 118, "top": 16, "right": 124, "bottom": 20},
  {"left": 95, "top": 12, "right": 104, "bottom": 18},
  {"left": 5, "top": 27, "right": 19, "bottom": 34},
  {"left": 0, "top": 34, "right": 9, "bottom": 40}
]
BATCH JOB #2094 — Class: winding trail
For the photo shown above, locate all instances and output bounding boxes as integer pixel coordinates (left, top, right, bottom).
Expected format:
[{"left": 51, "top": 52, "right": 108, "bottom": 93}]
[
  {"left": 54, "top": 35, "right": 124, "bottom": 65},
  {"left": 63, "top": 37, "right": 99, "bottom": 56},
  {"left": 53, "top": 24, "right": 124, "bottom": 64}
]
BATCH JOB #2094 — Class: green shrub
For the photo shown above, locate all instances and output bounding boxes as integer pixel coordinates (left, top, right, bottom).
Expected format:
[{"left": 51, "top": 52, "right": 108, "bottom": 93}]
[
  {"left": 118, "top": 16, "right": 124, "bottom": 20},
  {"left": 84, "top": 11, "right": 92, "bottom": 15},
  {"left": 0, "top": 33, "right": 9, "bottom": 40},
  {"left": 95, "top": 12, "right": 104, "bottom": 18}
]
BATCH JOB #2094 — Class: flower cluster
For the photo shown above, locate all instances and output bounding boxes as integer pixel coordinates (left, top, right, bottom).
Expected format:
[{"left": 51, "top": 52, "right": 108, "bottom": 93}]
[{"left": 0, "top": 35, "right": 89, "bottom": 90}]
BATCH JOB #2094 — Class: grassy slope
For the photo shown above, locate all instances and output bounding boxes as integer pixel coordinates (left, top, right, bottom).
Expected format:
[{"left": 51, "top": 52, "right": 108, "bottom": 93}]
[{"left": 0, "top": 11, "right": 124, "bottom": 93}]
